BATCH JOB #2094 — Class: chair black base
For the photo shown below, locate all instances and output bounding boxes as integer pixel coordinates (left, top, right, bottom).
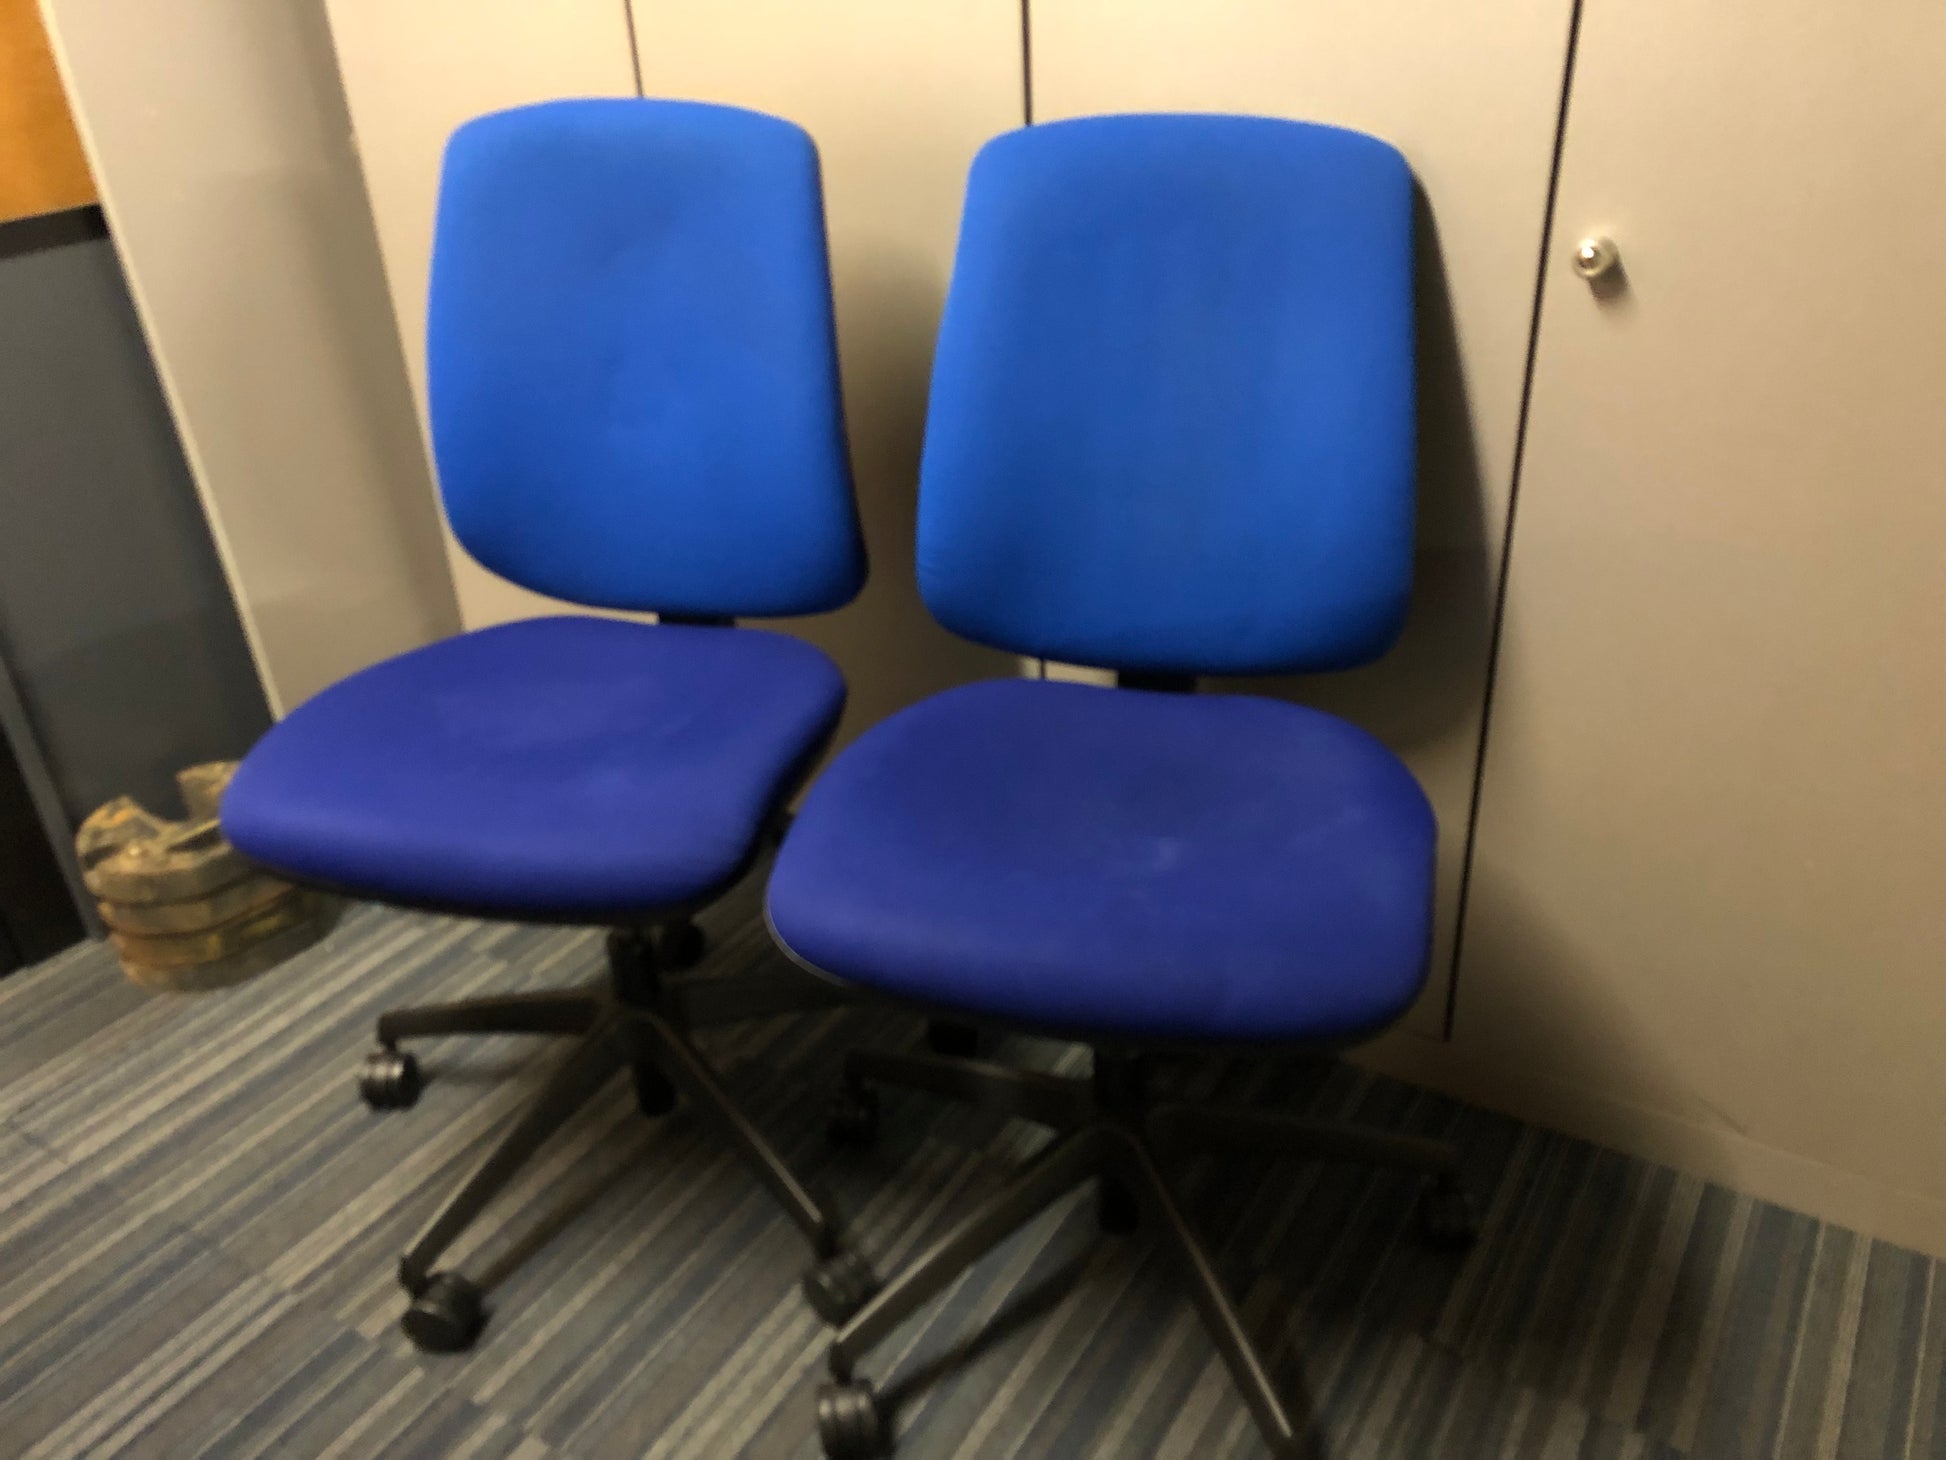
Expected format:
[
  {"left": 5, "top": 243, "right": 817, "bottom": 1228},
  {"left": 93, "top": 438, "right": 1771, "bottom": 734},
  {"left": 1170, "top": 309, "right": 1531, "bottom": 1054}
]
[
  {"left": 365, "top": 920, "right": 874, "bottom": 1350},
  {"left": 810, "top": 1047, "right": 1475, "bottom": 1459}
]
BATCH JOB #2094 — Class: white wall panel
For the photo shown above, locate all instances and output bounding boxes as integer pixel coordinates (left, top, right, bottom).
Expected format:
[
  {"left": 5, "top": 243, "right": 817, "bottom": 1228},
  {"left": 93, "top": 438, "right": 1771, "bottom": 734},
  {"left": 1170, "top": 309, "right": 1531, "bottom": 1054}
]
[{"left": 43, "top": 0, "right": 460, "bottom": 714}]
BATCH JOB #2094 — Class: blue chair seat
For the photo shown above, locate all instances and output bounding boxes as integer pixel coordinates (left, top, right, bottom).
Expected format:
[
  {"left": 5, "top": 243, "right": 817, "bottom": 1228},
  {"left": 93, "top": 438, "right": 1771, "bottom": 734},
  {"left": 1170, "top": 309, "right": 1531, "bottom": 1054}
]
[
  {"left": 767, "top": 678, "right": 1436, "bottom": 1043},
  {"left": 224, "top": 616, "right": 844, "bottom": 916}
]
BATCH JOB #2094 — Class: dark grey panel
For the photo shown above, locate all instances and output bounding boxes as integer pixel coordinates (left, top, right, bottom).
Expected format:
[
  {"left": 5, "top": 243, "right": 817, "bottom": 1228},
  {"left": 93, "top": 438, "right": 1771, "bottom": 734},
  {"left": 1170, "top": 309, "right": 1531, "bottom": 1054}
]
[
  {"left": 0, "top": 207, "right": 270, "bottom": 834},
  {"left": 0, "top": 717, "right": 81, "bottom": 969}
]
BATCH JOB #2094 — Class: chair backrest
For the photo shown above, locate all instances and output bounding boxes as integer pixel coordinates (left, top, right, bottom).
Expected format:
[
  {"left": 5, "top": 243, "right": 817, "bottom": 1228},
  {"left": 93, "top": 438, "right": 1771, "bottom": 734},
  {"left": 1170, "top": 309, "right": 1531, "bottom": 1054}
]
[
  {"left": 918, "top": 114, "right": 1416, "bottom": 675},
  {"left": 428, "top": 99, "right": 864, "bottom": 618}
]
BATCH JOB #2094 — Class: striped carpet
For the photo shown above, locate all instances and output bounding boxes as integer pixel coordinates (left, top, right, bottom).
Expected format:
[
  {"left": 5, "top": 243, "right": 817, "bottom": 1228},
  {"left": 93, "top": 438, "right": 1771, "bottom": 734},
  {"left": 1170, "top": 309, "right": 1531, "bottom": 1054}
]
[{"left": 1, "top": 879, "right": 1940, "bottom": 1459}]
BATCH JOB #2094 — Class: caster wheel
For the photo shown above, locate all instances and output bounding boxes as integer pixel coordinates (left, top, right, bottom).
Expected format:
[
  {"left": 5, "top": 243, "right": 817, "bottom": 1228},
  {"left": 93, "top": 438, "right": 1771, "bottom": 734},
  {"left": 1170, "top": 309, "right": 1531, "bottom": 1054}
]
[
  {"left": 925, "top": 1021, "right": 979, "bottom": 1058},
  {"left": 803, "top": 1249, "right": 880, "bottom": 1325},
  {"left": 1415, "top": 1173, "right": 1478, "bottom": 1253},
  {"left": 1096, "top": 1175, "right": 1140, "bottom": 1234},
  {"left": 658, "top": 919, "right": 706, "bottom": 971},
  {"left": 816, "top": 1379, "right": 885, "bottom": 1459},
  {"left": 401, "top": 1272, "right": 486, "bottom": 1352},
  {"left": 632, "top": 1058, "right": 678, "bottom": 1117},
  {"left": 359, "top": 1048, "right": 421, "bottom": 1109},
  {"left": 826, "top": 1082, "right": 880, "bottom": 1147}
]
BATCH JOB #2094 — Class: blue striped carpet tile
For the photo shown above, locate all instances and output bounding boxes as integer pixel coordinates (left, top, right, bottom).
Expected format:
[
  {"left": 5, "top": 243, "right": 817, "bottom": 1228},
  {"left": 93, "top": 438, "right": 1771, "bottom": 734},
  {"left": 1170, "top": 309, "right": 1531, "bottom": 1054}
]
[
  {"left": 1, "top": 896, "right": 1942, "bottom": 1458},
  {"left": 0, "top": 1123, "right": 546, "bottom": 1459}
]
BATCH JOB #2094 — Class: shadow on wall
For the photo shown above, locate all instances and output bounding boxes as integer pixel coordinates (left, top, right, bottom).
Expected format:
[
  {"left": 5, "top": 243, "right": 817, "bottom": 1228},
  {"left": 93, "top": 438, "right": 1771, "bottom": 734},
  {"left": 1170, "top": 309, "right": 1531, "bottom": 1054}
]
[{"left": 1443, "top": 865, "right": 1735, "bottom": 1167}]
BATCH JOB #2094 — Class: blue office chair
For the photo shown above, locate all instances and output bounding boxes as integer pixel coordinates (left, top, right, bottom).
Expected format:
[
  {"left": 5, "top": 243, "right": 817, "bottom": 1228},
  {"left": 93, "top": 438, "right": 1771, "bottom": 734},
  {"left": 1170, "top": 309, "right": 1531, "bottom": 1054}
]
[
  {"left": 221, "top": 99, "right": 872, "bottom": 1352},
  {"left": 766, "top": 115, "right": 1475, "bottom": 1458}
]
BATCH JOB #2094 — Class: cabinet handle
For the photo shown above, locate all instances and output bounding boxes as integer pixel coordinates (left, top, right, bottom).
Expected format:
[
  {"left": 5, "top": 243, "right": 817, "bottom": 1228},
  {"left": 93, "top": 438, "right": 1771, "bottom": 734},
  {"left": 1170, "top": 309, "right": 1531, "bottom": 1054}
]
[{"left": 1573, "top": 235, "right": 1622, "bottom": 282}]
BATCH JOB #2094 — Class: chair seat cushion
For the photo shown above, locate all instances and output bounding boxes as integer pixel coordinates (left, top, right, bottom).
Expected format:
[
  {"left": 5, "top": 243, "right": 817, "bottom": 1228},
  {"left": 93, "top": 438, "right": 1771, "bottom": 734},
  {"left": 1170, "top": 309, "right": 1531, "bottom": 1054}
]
[
  {"left": 223, "top": 617, "right": 844, "bottom": 915},
  {"left": 767, "top": 679, "right": 1435, "bottom": 1043}
]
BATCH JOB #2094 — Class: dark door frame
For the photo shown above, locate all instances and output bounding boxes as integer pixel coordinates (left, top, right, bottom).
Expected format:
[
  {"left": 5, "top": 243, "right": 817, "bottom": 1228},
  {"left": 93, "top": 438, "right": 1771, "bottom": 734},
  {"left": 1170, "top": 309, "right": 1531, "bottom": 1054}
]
[{"left": 0, "top": 649, "right": 91, "bottom": 970}]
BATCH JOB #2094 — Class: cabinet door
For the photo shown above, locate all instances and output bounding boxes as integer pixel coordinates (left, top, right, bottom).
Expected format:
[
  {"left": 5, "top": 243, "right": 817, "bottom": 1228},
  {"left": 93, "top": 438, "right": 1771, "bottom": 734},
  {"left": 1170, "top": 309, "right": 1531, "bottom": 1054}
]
[
  {"left": 1460, "top": 0, "right": 1946, "bottom": 1251},
  {"left": 1031, "top": 0, "right": 1578, "bottom": 1031},
  {"left": 323, "top": 0, "right": 639, "bottom": 631},
  {"left": 628, "top": 0, "right": 1022, "bottom": 745}
]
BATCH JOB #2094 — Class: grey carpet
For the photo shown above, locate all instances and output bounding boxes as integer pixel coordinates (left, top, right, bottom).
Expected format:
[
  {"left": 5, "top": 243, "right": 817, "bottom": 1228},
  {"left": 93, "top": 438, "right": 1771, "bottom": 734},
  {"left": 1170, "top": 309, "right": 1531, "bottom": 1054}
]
[{"left": 0, "top": 881, "right": 1940, "bottom": 1459}]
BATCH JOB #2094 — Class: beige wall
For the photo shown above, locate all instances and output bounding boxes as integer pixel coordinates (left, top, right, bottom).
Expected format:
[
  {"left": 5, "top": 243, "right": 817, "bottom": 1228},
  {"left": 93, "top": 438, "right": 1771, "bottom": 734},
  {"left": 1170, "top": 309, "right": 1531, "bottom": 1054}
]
[
  {"left": 41, "top": 0, "right": 459, "bottom": 716},
  {"left": 1366, "top": 0, "right": 1946, "bottom": 1258},
  {"left": 1030, "top": 0, "right": 1578, "bottom": 1031}
]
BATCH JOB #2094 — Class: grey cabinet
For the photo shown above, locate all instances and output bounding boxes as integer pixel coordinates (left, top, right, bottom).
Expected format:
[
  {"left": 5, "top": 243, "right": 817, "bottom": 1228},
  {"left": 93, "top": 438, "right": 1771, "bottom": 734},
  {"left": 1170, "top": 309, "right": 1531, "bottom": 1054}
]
[{"left": 1444, "top": 0, "right": 1946, "bottom": 1254}]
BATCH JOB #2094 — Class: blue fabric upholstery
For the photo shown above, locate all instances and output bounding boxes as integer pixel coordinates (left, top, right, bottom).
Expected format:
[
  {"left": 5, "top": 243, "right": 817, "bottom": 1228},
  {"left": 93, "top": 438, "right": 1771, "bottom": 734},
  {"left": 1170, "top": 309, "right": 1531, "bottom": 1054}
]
[
  {"left": 918, "top": 114, "right": 1415, "bottom": 675},
  {"left": 767, "top": 115, "right": 1432, "bottom": 1044},
  {"left": 225, "top": 618, "right": 844, "bottom": 915},
  {"left": 767, "top": 680, "right": 1435, "bottom": 1042},
  {"left": 429, "top": 99, "right": 863, "bottom": 617}
]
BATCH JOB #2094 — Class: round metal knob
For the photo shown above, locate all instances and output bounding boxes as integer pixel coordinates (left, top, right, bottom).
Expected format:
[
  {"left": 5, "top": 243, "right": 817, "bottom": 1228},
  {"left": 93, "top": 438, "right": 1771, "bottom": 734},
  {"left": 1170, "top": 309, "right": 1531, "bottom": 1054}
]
[{"left": 1572, "top": 235, "right": 1621, "bottom": 281}]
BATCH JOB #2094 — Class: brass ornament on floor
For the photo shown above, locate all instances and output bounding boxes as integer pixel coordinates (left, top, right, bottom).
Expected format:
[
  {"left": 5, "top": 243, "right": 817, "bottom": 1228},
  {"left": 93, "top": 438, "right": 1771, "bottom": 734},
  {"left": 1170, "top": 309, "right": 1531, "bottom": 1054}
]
[{"left": 74, "top": 761, "right": 338, "bottom": 990}]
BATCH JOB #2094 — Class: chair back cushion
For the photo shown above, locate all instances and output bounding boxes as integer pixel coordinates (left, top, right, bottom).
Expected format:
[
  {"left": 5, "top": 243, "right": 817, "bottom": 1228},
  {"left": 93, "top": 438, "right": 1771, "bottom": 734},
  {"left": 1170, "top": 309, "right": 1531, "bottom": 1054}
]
[
  {"left": 918, "top": 114, "right": 1415, "bottom": 674},
  {"left": 429, "top": 99, "right": 863, "bottom": 616}
]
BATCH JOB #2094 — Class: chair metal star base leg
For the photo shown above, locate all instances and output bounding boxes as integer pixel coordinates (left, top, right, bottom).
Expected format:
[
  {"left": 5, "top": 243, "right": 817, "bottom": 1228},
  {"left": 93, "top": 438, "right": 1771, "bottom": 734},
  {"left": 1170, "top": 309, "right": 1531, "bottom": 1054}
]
[
  {"left": 362, "top": 991, "right": 605, "bottom": 1110},
  {"left": 371, "top": 921, "right": 864, "bottom": 1351},
  {"left": 644, "top": 1010, "right": 840, "bottom": 1256},
  {"left": 1116, "top": 1135, "right": 1297, "bottom": 1454},
  {"left": 375, "top": 989, "right": 603, "bottom": 1045},
  {"left": 828, "top": 1130, "right": 1107, "bottom": 1377},
  {"left": 1147, "top": 1101, "right": 1461, "bottom": 1176},
  {"left": 397, "top": 1021, "right": 625, "bottom": 1298},
  {"left": 821, "top": 1046, "right": 1472, "bottom": 1458},
  {"left": 844, "top": 1049, "right": 1090, "bottom": 1130}
]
